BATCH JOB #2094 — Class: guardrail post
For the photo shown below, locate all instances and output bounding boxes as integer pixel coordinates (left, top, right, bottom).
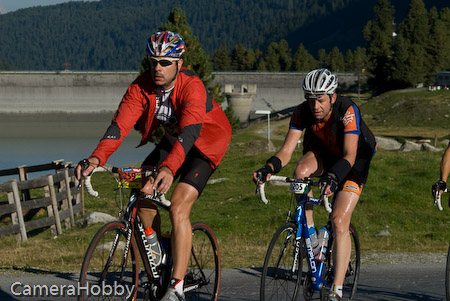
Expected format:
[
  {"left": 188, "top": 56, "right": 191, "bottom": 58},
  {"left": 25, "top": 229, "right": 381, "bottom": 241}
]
[
  {"left": 64, "top": 167, "right": 75, "bottom": 227},
  {"left": 18, "top": 166, "right": 31, "bottom": 200},
  {"left": 47, "top": 175, "right": 62, "bottom": 235},
  {"left": 11, "top": 180, "right": 27, "bottom": 242}
]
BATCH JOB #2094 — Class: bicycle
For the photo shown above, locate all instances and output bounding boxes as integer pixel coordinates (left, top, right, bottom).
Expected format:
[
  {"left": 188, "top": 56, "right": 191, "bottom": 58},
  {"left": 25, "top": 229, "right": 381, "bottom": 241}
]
[
  {"left": 256, "top": 175, "right": 360, "bottom": 301},
  {"left": 433, "top": 186, "right": 450, "bottom": 301},
  {"left": 77, "top": 164, "right": 221, "bottom": 300}
]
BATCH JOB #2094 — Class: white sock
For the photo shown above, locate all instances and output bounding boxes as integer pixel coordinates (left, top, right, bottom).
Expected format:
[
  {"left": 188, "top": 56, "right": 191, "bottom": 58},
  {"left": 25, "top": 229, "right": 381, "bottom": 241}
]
[
  {"left": 331, "top": 284, "right": 343, "bottom": 297},
  {"left": 171, "top": 278, "right": 184, "bottom": 295}
]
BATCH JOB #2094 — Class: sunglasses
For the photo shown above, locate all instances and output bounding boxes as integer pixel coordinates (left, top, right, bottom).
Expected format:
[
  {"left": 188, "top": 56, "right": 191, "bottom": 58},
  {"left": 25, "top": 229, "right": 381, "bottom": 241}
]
[{"left": 150, "top": 58, "right": 178, "bottom": 67}]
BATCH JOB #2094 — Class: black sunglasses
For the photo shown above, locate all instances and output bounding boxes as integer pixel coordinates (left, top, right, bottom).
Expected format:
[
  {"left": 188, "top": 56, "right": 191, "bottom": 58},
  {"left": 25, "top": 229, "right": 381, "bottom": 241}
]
[{"left": 150, "top": 58, "right": 176, "bottom": 67}]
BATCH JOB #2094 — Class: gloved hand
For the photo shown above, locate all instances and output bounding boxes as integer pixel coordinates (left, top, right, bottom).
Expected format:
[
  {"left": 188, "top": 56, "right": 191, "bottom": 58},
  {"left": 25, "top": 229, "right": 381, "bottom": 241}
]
[
  {"left": 254, "top": 165, "right": 273, "bottom": 184},
  {"left": 432, "top": 179, "right": 446, "bottom": 197},
  {"left": 320, "top": 172, "right": 339, "bottom": 195}
]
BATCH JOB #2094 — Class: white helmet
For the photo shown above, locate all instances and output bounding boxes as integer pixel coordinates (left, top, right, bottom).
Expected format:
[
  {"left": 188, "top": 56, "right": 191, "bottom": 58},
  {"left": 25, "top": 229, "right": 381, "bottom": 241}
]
[{"left": 303, "top": 68, "right": 338, "bottom": 98}]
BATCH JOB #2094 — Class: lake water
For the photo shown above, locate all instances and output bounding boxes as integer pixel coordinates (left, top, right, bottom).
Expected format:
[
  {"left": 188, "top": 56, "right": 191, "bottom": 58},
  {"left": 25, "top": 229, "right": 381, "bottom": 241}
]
[{"left": 0, "top": 113, "right": 154, "bottom": 181}]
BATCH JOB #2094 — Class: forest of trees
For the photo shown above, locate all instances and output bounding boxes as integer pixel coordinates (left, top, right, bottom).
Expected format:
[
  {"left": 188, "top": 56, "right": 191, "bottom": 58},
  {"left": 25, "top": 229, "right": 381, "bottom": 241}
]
[
  {"left": 0, "top": 0, "right": 449, "bottom": 93},
  {"left": 212, "top": 0, "right": 450, "bottom": 93}
]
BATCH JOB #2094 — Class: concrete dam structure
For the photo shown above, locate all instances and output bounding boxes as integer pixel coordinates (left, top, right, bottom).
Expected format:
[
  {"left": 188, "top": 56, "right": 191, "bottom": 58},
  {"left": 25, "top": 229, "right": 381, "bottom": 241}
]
[{"left": 0, "top": 72, "right": 360, "bottom": 119}]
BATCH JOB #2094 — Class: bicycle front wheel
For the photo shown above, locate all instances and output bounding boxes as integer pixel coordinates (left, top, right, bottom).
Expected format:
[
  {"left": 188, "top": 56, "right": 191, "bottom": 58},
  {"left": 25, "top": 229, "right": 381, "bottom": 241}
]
[
  {"left": 260, "top": 222, "right": 303, "bottom": 301},
  {"left": 184, "top": 222, "right": 221, "bottom": 301},
  {"left": 321, "top": 223, "right": 360, "bottom": 301},
  {"left": 78, "top": 221, "right": 139, "bottom": 301},
  {"left": 446, "top": 243, "right": 450, "bottom": 301}
]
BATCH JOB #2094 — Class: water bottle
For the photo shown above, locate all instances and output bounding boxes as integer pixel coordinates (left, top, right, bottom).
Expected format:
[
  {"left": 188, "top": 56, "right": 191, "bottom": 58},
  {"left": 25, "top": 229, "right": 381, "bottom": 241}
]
[
  {"left": 308, "top": 226, "right": 318, "bottom": 251},
  {"left": 315, "top": 226, "right": 329, "bottom": 262},
  {"left": 144, "top": 227, "right": 162, "bottom": 265}
]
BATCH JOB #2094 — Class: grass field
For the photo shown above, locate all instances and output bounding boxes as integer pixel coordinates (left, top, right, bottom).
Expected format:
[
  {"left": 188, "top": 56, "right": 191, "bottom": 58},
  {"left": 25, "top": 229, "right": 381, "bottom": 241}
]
[{"left": 0, "top": 88, "right": 449, "bottom": 273}]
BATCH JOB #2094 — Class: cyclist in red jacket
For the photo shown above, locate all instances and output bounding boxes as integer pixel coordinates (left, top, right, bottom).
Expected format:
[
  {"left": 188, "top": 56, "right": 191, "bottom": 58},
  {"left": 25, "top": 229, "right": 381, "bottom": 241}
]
[
  {"left": 254, "top": 68, "right": 376, "bottom": 301},
  {"left": 76, "top": 30, "right": 231, "bottom": 301}
]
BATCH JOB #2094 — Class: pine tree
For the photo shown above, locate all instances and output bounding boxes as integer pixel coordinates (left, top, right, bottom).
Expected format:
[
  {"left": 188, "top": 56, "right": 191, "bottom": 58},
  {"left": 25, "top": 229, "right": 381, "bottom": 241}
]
[
  {"left": 317, "top": 49, "right": 328, "bottom": 68},
  {"left": 394, "top": 0, "right": 429, "bottom": 86},
  {"left": 438, "top": 8, "right": 450, "bottom": 70},
  {"left": 327, "top": 46, "right": 345, "bottom": 72},
  {"left": 264, "top": 42, "right": 281, "bottom": 71},
  {"left": 292, "top": 43, "right": 317, "bottom": 71},
  {"left": 426, "top": 7, "right": 450, "bottom": 82},
  {"left": 363, "top": 0, "right": 396, "bottom": 93},
  {"left": 213, "top": 44, "right": 232, "bottom": 71},
  {"left": 231, "top": 45, "right": 248, "bottom": 71}
]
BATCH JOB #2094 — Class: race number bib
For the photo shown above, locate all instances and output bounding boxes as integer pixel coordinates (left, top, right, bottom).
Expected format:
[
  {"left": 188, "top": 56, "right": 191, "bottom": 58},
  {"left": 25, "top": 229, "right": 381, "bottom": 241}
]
[{"left": 290, "top": 182, "right": 308, "bottom": 194}]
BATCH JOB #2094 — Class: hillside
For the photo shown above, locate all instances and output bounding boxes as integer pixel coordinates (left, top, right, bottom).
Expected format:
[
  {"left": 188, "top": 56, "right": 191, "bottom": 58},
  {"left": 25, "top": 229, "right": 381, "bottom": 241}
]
[
  {"left": 358, "top": 89, "right": 450, "bottom": 140},
  {"left": 0, "top": 0, "right": 447, "bottom": 71}
]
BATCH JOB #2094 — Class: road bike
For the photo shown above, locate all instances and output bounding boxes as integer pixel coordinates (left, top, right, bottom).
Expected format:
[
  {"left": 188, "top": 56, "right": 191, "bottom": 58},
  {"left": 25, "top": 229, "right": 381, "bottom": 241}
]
[
  {"left": 433, "top": 186, "right": 450, "bottom": 301},
  {"left": 77, "top": 164, "right": 221, "bottom": 300},
  {"left": 256, "top": 175, "right": 360, "bottom": 301}
]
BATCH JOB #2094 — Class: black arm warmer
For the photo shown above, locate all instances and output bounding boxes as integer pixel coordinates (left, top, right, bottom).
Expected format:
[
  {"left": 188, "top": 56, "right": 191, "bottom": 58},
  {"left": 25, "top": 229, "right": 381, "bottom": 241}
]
[
  {"left": 329, "top": 158, "right": 352, "bottom": 185},
  {"left": 266, "top": 156, "right": 282, "bottom": 174}
]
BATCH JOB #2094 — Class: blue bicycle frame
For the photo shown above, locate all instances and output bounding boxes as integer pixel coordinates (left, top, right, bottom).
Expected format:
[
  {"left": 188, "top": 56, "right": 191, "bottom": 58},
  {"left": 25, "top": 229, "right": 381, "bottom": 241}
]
[{"left": 294, "top": 192, "right": 329, "bottom": 291}]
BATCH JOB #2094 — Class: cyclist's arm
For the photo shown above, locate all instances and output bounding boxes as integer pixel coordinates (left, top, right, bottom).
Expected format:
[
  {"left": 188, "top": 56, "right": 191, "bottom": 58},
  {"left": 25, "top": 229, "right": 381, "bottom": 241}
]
[
  {"left": 342, "top": 133, "right": 359, "bottom": 166},
  {"left": 273, "top": 128, "right": 303, "bottom": 168},
  {"left": 253, "top": 128, "right": 302, "bottom": 184},
  {"left": 91, "top": 82, "right": 147, "bottom": 166},
  {"left": 440, "top": 143, "right": 450, "bottom": 184}
]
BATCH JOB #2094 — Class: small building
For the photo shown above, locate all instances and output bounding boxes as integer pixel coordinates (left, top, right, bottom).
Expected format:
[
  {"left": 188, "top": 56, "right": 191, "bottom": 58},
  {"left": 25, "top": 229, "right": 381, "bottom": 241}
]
[{"left": 435, "top": 71, "right": 450, "bottom": 87}]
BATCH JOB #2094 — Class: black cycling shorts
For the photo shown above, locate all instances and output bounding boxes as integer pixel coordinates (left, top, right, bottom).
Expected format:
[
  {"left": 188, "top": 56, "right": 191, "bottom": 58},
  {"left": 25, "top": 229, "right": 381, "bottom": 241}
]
[
  {"left": 141, "top": 137, "right": 215, "bottom": 195},
  {"left": 303, "top": 134, "right": 373, "bottom": 186}
]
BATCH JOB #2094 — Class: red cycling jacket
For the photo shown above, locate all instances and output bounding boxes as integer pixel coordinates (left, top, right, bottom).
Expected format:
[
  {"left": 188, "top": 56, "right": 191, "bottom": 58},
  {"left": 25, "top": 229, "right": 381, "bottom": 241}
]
[{"left": 90, "top": 67, "right": 232, "bottom": 175}]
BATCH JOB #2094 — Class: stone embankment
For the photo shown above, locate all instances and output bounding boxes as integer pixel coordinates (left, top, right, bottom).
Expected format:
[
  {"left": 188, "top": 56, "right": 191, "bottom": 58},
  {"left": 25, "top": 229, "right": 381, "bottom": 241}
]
[
  {"left": 0, "top": 71, "right": 360, "bottom": 114},
  {"left": 375, "top": 136, "right": 447, "bottom": 152}
]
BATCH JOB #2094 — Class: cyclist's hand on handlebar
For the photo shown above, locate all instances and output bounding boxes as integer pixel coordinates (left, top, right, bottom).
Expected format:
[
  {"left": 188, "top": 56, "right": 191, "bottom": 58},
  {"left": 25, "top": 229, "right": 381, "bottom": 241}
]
[
  {"left": 432, "top": 180, "right": 446, "bottom": 199},
  {"left": 75, "top": 157, "right": 99, "bottom": 180},
  {"left": 141, "top": 166, "right": 173, "bottom": 195},
  {"left": 253, "top": 165, "right": 273, "bottom": 185},
  {"left": 320, "top": 172, "right": 338, "bottom": 197}
]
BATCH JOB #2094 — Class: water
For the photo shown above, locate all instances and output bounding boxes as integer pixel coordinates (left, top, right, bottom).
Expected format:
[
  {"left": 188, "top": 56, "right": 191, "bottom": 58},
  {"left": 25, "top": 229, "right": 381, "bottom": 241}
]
[{"left": 0, "top": 113, "right": 154, "bottom": 181}]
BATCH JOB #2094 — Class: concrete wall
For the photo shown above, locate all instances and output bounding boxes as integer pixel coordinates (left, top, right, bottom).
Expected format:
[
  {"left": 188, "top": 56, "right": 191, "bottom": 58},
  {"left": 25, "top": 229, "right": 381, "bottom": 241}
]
[
  {"left": 0, "top": 72, "right": 360, "bottom": 114},
  {"left": 0, "top": 72, "right": 137, "bottom": 113}
]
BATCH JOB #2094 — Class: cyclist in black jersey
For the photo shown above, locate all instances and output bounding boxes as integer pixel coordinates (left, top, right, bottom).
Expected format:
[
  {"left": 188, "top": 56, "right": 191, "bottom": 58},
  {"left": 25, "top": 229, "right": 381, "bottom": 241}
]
[
  {"left": 254, "top": 68, "right": 376, "bottom": 301},
  {"left": 432, "top": 142, "right": 450, "bottom": 202}
]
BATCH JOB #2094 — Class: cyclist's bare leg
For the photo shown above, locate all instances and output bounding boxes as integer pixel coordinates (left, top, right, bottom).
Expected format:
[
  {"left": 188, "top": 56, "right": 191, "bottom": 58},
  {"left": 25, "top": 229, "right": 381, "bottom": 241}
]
[
  {"left": 137, "top": 200, "right": 161, "bottom": 237},
  {"left": 169, "top": 182, "right": 198, "bottom": 280},
  {"left": 330, "top": 190, "right": 359, "bottom": 286},
  {"left": 294, "top": 151, "right": 324, "bottom": 226}
]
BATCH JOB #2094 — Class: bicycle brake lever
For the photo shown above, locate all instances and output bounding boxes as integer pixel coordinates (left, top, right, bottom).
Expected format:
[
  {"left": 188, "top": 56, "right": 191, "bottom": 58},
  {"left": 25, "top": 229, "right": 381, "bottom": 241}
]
[{"left": 255, "top": 171, "right": 263, "bottom": 194}]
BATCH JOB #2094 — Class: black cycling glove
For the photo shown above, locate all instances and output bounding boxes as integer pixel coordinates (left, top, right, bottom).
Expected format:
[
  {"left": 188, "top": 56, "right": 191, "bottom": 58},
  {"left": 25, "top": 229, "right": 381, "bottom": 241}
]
[
  {"left": 255, "top": 165, "right": 273, "bottom": 183},
  {"left": 434, "top": 180, "right": 447, "bottom": 192},
  {"left": 320, "top": 172, "right": 339, "bottom": 193}
]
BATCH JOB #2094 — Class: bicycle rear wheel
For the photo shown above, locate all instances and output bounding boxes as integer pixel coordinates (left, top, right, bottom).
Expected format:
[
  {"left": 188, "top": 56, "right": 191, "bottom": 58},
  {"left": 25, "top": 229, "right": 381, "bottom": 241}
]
[
  {"left": 78, "top": 221, "right": 139, "bottom": 301},
  {"left": 260, "top": 222, "right": 303, "bottom": 301},
  {"left": 446, "top": 243, "right": 450, "bottom": 301},
  {"left": 321, "top": 223, "right": 360, "bottom": 301},
  {"left": 184, "top": 222, "right": 221, "bottom": 301}
]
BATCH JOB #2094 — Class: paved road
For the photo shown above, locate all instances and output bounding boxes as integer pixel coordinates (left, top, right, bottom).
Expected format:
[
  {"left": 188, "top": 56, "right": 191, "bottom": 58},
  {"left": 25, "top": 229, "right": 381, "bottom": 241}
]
[{"left": 0, "top": 263, "right": 445, "bottom": 300}]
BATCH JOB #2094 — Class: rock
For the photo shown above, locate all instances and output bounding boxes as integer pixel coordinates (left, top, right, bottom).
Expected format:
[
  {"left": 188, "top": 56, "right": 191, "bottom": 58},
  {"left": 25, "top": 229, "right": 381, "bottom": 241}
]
[
  {"left": 421, "top": 143, "right": 442, "bottom": 152},
  {"left": 375, "top": 230, "right": 391, "bottom": 237},
  {"left": 400, "top": 141, "right": 421, "bottom": 152},
  {"left": 76, "top": 211, "right": 116, "bottom": 227},
  {"left": 207, "top": 178, "right": 228, "bottom": 184},
  {"left": 375, "top": 137, "right": 402, "bottom": 150}
]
